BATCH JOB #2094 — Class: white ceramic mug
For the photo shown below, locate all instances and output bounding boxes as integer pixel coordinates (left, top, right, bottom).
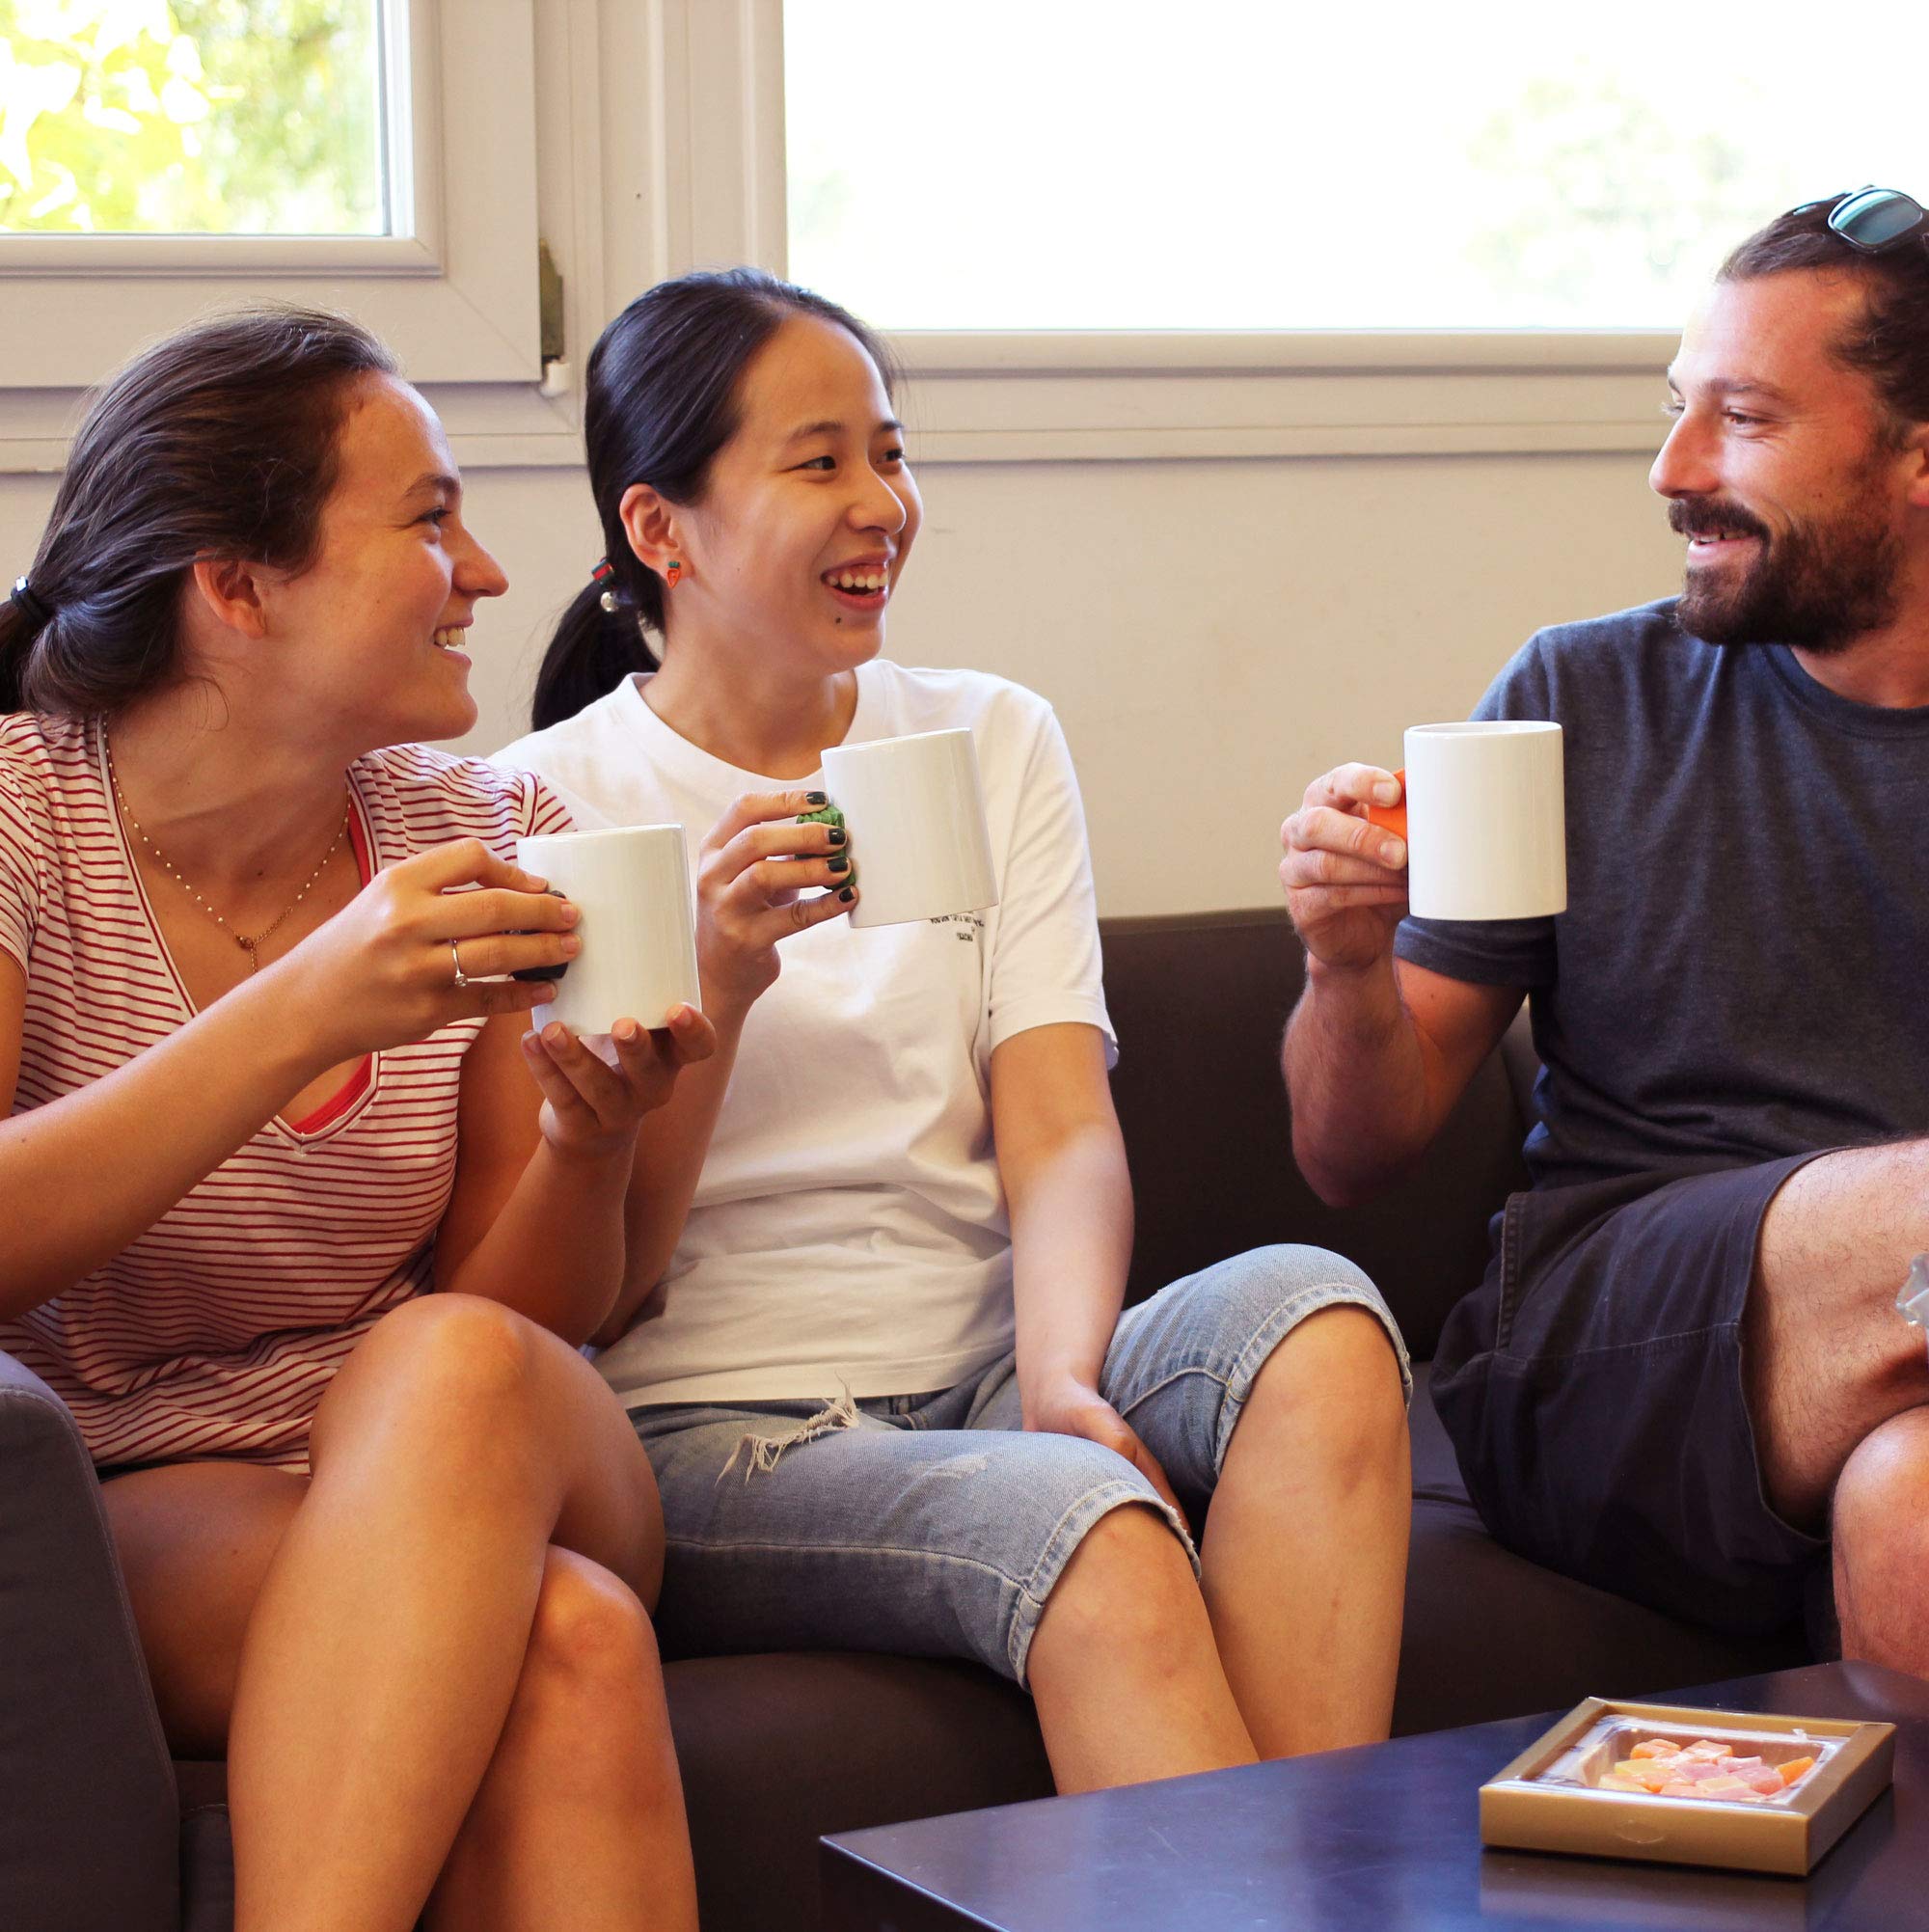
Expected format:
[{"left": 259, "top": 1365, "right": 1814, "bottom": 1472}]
[
  {"left": 515, "top": 825, "right": 702, "bottom": 1033},
  {"left": 1366, "top": 721, "right": 1566, "bottom": 921},
  {"left": 819, "top": 727, "right": 999, "bottom": 929}
]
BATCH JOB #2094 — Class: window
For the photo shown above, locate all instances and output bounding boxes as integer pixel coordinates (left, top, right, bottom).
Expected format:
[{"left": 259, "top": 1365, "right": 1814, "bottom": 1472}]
[
  {"left": 0, "top": 0, "right": 544, "bottom": 394},
  {"left": 2, "top": 1, "right": 385, "bottom": 238},
  {"left": 784, "top": 0, "right": 1922, "bottom": 333}
]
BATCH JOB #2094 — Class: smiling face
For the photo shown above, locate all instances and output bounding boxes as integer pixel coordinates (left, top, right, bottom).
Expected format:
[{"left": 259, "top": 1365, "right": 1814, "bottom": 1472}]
[
  {"left": 662, "top": 313, "right": 921, "bottom": 679},
  {"left": 263, "top": 372, "right": 507, "bottom": 743},
  {"left": 1650, "top": 269, "right": 1916, "bottom": 654}
]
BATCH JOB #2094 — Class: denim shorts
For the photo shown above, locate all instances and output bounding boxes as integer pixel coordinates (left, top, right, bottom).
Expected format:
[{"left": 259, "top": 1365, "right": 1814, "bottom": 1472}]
[{"left": 631, "top": 1244, "right": 1408, "bottom": 1686}]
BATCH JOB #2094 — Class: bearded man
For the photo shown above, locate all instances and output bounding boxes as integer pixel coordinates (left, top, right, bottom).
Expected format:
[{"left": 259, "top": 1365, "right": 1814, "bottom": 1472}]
[{"left": 1278, "top": 188, "right": 1929, "bottom": 1674}]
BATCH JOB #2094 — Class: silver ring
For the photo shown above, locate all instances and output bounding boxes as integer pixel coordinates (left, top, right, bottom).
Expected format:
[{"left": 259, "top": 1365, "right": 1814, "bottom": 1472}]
[{"left": 450, "top": 939, "right": 471, "bottom": 989}]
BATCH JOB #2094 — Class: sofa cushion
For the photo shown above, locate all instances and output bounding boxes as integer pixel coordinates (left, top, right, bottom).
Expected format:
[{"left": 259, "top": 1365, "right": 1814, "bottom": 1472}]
[
  {"left": 1099, "top": 909, "right": 1529, "bottom": 1358},
  {"left": 0, "top": 1350, "right": 181, "bottom": 1930},
  {"left": 665, "top": 1650, "right": 1052, "bottom": 1932}
]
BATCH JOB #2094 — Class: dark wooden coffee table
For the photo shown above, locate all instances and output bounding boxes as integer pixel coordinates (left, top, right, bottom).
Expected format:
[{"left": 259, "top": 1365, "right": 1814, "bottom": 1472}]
[{"left": 821, "top": 1662, "right": 1928, "bottom": 1930}]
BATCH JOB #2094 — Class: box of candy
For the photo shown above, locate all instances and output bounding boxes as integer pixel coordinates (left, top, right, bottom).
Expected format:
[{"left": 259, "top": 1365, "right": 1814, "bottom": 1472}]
[{"left": 1480, "top": 1698, "right": 1894, "bottom": 1875}]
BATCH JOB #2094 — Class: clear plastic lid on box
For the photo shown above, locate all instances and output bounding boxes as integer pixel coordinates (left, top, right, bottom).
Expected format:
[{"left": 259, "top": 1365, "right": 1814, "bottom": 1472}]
[
  {"left": 1532, "top": 1715, "right": 1839, "bottom": 1807},
  {"left": 1899, "top": 1254, "right": 1929, "bottom": 1336}
]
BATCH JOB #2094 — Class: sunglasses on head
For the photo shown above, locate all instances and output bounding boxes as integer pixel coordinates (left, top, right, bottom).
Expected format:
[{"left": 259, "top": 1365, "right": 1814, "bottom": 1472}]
[{"left": 1789, "top": 185, "right": 1929, "bottom": 255}]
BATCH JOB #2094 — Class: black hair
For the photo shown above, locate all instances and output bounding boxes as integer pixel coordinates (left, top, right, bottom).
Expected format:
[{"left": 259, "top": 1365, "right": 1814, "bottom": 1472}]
[
  {"left": 531, "top": 267, "right": 897, "bottom": 731},
  {"left": 1721, "top": 195, "right": 1929, "bottom": 443},
  {"left": 1, "top": 307, "right": 399, "bottom": 716}
]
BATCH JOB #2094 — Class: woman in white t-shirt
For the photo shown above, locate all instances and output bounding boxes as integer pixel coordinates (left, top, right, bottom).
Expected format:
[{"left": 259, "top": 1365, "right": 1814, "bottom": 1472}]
[
  {"left": 1, "top": 312, "right": 703, "bottom": 1929},
  {"left": 496, "top": 269, "right": 1413, "bottom": 1788}
]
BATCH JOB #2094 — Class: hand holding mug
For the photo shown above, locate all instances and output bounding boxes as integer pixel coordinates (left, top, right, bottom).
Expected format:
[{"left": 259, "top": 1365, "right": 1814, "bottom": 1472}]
[
  {"left": 693, "top": 790, "right": 856, "bottom": 1015},
  {"left": 283, "top": 837, "right": 577, "bottom": 1061},
  {"left": 1279, "top": 764, "right": 1412, "bottom": 974}
]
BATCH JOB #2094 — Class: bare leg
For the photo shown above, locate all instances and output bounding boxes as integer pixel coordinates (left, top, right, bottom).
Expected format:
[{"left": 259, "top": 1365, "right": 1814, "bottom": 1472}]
[
  {"left": 1025, "top": 1502, "right": 1258, "bottom": 1794},
  {"left": 1199, "top": 1305, "right": 1409, "bottom": 1753},
  {"left": 103, "top": 1293, "right": 689, "bottom": 1932},
  {"left": 1743, "top": 1143, "right": 1929, "bottom": 1527},
  {"left": 104, "top": 1460, "right": 308, "bottom": 1758},
  {"left": 425, "top": 1547, "right": 696, "bottom": 1932},
  {"left": 1831, "top": 1407, "right": 1929, "bottom": 1676}
]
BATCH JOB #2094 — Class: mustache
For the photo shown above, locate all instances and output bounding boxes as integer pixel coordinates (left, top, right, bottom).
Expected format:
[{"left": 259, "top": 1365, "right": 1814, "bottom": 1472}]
[{"left": 1668, "top": 498, "right": 1770, "bottom": 542}]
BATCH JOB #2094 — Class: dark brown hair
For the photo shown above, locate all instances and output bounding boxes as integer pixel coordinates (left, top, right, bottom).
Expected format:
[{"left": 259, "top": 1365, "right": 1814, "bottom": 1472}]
[
  {"left": 1721, "top": 196, "right": 1929, "bottom": 441},
  {"left": 531, "top": 267, "right": 898, "bottom": 731},
  {"left": 1, "top": 306, "right": 400, "bottom": 716}
]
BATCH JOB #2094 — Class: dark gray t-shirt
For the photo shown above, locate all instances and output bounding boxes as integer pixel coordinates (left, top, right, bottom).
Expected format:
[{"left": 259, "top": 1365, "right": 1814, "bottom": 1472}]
[{"left": 1395, "top": 597, "right": 1929, "bottom": 1194}]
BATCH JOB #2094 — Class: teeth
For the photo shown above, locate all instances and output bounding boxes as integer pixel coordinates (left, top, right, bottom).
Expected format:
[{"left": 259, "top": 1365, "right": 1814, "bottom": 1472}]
[
  {"left": 433, "top": 627, "right": 465, "bottom": 648},
  {"left": 829, "top": 571, "right": 885, "bottom": 592}
]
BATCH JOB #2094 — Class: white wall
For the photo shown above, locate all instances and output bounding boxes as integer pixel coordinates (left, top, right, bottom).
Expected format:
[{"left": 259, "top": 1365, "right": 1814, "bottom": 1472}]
[{"left": 2, "top": 442, "right": 1681, "bottom": 916}]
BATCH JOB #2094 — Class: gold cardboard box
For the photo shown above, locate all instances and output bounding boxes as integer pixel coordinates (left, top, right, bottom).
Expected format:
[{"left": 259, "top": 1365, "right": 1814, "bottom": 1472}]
[{"left": 1480, "top": 1698, "right": 1895, "bottom": 1876}]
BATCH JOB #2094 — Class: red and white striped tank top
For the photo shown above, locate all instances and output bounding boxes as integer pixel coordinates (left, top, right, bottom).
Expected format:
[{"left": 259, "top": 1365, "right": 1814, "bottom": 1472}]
[{"left": 0, "top": 713, "right": 571, "bottom": 1471}]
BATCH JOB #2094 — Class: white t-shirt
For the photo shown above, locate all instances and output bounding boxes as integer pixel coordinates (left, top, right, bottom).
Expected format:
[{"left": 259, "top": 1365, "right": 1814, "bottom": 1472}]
[{"left": 492, "top": 660, "right": 1115, "bottom": 1406}]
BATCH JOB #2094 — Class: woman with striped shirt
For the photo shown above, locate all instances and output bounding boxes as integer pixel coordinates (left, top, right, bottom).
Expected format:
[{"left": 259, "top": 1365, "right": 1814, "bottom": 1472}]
[{"left": 0, "top": 313, "right": 707, "bottom": 1932}]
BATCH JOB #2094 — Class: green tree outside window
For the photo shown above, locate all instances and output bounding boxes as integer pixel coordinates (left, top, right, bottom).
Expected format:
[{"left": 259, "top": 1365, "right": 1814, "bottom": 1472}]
[{"left": 0, "top": 0, "right": 382, "bottom": 235}]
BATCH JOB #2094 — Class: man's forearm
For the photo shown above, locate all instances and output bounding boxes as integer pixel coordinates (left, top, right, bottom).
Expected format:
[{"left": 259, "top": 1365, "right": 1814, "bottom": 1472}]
[{"left": 1283, "top": 952, "right": 1436, "bottom": 1206}]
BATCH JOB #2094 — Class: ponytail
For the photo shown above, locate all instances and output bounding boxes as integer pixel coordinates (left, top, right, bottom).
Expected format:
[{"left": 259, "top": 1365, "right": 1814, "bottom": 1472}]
[
  {"left": 0, "top": 595, "right": 36, "bottom": 714},
  {"left": 532, "top": 580, "right": 658, "bottom": 732}
]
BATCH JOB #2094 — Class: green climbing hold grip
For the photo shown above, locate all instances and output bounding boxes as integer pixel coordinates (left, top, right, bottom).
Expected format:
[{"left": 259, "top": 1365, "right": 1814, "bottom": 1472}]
[{"left": 797, "top": 802, "right": 856, "bottom": 889}]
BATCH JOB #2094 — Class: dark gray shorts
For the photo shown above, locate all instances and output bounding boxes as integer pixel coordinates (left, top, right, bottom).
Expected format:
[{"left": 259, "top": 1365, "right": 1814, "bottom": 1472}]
[{"left": 1429, "top": 1156, "right": 1831, "bottom": 1638}]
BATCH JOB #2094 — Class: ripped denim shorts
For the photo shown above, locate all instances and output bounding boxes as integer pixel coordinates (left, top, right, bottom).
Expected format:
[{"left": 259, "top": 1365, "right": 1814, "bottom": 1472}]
[{"left": 630, "top": 1244, "right": 1408, "bottom": 1685}]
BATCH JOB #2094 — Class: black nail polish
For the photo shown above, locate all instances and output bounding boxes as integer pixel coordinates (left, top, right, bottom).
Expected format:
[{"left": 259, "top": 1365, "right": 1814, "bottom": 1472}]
[
  {"left": 806, "top": 790, "right": 828, "bottom": 806},
  {"left": 827, "top": 827, "right": 847, "bottom": 846},
  {"left": 828, "top": 855, "right": 850, "bottom": 874},
  {"left": 838, "top": 886, "right": 855, "bottom": 902}
]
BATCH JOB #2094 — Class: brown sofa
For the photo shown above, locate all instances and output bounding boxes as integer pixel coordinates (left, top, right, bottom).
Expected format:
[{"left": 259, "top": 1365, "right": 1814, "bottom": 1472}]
[{"left": 0, "top": 908, "right": 1809, "bottom": 1932}]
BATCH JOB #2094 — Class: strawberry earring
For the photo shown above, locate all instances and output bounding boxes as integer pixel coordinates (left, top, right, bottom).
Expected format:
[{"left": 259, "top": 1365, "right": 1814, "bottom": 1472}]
[{"left": 666, "top": 559, "right": 684, "bottom": 588}]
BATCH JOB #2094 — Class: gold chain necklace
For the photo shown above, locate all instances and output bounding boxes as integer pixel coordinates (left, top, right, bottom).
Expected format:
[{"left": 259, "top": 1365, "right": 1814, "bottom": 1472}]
[{"left": 103, "top": 729, "right": 351, "bottom": 975}]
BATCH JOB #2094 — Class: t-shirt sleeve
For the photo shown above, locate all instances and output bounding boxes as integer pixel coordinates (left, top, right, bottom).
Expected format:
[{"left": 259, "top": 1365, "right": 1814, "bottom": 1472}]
[
  {"left": 510, "top": 769, "right": 578, "bottom": 840},
  {"left": 986, "top": 706, "right": 1118, "bottom": 1064},
  {"left": 1391, "top": 638, "right": 1560, "bottom": 990},
  {"left": 0, "top": 761, "right": 43, "bottom": 977}
]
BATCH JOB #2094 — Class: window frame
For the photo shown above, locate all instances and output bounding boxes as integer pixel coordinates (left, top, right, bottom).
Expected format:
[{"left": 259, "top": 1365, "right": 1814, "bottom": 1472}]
[
  {"left": 0, "top": 0, "right": 540, "bottom": 393},
  {"left": 748, "top": 2, "right": 1682, "bottom": 463}
]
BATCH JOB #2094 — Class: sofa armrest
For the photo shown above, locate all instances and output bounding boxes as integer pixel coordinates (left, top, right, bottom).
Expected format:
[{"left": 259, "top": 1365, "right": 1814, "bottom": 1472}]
[{"left": 0, "top": 1348, "right": 180, "bottom": 1929}]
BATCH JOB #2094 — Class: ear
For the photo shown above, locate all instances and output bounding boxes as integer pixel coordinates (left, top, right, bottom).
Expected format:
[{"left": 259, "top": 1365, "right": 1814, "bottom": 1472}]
[
  {"left": 1901, "top": 421, "right": 1929, "bottom": 512},
  {"left": 617, "top": 483, "right": 687, "bottom": 585},
  {"left": 188, "top": 557, "right": 274, "bottom": 640}
]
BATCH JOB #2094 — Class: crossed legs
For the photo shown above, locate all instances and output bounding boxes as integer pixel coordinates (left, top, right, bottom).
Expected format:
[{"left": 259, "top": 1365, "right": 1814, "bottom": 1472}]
[
  {"left": 1744, "top": 1141, "right": 1929, "bottom": 1674},
  {"left": 103, "top": 1293, "right": 694, "bottom": 1932}
]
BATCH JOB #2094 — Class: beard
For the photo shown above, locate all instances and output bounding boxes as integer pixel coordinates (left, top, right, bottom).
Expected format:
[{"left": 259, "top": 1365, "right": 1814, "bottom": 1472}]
[{"left": 1671, "top": 470, "right": 1902, "bottom": 656}]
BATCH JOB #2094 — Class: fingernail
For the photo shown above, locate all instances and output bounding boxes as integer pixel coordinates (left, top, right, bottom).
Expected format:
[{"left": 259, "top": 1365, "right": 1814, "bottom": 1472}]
[
  {"left": 614, "top": 1019, "right": 638, "bottom": 1042},
  {"left": 805, "top": 790, "right": 828, "bottom": 806},
  {"left": 1374, "top": 781, "right": 1400, "bottom": 804},
  {"left": 521, "top": 1030, "right": 538, "bottom": 1048},
  {"left": 561, "top": 935, "right": 582, "bottom": 955},
  {"left": 544, "top": 1022, "right": 567, "bottom": 1047},
  {"left": 558, "top": 900, "right": 580, "bottom": 924},
  {"left": 1384, "top": 837, "right": 1406, "bottom": 865},
  {"left": 838, "top": 886, "right": 855, "bottom": 902},
  {"left": 827, "top": 827, "right": 847, "bottom": 846},
  {"left": 827, "top": 855, "right": 850, "bottom": 874}
]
